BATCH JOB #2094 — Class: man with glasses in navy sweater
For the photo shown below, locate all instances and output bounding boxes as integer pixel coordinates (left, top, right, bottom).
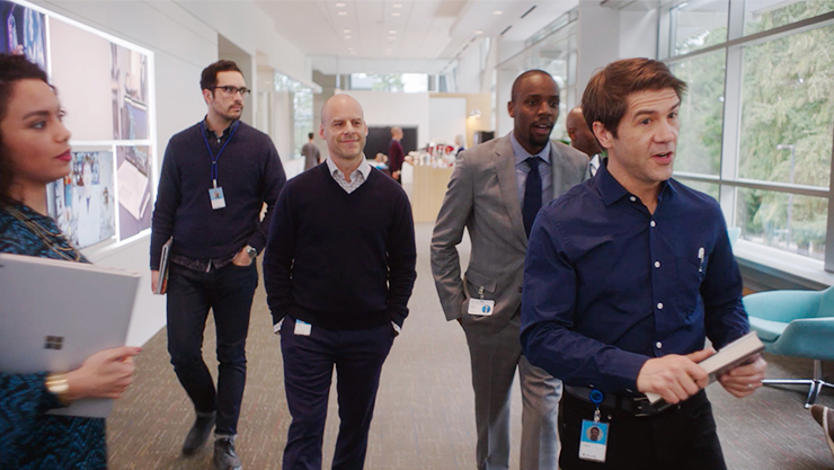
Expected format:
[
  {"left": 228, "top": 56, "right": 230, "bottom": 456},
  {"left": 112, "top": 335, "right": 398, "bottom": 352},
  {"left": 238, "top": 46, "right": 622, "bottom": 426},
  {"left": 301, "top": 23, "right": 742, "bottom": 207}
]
[
  {"left": 264, "top": 93, "right": 416, "bottom": 470},
  {"left": 150, "top": 59, "right": 286, "bottom": 470}
]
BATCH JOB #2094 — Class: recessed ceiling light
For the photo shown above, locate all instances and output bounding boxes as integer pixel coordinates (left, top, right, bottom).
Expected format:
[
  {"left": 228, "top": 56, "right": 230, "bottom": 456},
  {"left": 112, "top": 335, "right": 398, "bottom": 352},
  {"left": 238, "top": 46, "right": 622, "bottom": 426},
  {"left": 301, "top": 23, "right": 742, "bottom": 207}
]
[
  {"left": 474, "top": 29, "right": 484, "bottom": 35},
  {"left": 345, "top": 35, "right": 352, "bottom": 39},
  {"left": 343, "top": 28, "right": 352, "bottom": 33},
  {"left": 337, "top": 10, "right": 347, "bottom": 16},
  {"left": 335, "top": 2, "right": 346, "bottom": 7},
  {"left": 393, "top": 3, "right": 402, "bottom": 7},
  {"left": 493, "top": 10, "right": 503, "bottom": 15},
  {"left": 388, "top": 29, "right": 397, "bottom": 34},
  {"left": 392, "top": 12, "right": 400, "bottom": 16}
]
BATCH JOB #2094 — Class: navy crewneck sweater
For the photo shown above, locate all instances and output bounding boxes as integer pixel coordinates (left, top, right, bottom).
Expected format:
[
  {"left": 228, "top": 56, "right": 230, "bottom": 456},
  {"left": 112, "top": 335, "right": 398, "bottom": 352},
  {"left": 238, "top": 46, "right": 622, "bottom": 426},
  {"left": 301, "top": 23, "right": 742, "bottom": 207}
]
[
  {"left": 150, "top": 120, "right": 286, "bottom": 269},
  {"left": 263, "top": 164, "right": 417, "bottom": 330}
]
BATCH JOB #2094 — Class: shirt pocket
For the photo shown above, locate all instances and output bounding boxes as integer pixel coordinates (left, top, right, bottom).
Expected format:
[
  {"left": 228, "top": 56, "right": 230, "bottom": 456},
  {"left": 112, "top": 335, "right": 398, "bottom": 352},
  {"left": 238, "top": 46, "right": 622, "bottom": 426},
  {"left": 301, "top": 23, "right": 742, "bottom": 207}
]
[{"left": 673, "top": 253, "right": 706, "bottom": 324}]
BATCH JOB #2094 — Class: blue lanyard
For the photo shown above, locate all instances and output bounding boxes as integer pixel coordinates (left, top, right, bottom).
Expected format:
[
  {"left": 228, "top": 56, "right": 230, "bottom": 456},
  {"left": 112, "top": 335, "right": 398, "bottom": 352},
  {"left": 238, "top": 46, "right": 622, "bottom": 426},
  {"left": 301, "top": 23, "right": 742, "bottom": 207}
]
[{"left": 200, "top": 120, "right": 240, "bottom": 187}]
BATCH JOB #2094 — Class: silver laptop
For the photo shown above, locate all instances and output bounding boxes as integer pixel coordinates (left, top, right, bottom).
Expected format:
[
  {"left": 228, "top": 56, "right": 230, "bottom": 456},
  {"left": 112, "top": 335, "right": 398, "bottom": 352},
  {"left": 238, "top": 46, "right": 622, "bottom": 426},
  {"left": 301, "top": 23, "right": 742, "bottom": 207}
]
[{"left": 0, "top": 252, "right": 140, "bottom": 418}]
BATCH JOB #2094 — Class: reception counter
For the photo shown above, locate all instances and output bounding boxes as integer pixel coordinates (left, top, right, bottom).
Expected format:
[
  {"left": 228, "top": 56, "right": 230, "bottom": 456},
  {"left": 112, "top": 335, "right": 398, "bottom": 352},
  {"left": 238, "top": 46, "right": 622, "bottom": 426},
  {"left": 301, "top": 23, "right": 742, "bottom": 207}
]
[{"left": 403, "top": 164, "right": 454, "bottom": 223}]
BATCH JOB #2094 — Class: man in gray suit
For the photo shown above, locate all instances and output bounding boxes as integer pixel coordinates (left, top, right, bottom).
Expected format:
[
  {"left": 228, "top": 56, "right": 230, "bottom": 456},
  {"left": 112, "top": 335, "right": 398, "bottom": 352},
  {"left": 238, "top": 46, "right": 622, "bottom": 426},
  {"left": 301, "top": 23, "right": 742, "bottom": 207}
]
[{"left": 431, "top": 70, "right": 587, "bottom": 470}]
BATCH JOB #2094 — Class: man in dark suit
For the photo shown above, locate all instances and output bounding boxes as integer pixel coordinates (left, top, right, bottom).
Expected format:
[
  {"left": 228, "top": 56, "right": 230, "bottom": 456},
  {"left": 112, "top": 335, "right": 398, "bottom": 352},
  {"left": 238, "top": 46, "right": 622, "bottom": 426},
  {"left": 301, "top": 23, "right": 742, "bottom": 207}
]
[{"left": 431, "top": 69, "right": 587, "bottom": 470}]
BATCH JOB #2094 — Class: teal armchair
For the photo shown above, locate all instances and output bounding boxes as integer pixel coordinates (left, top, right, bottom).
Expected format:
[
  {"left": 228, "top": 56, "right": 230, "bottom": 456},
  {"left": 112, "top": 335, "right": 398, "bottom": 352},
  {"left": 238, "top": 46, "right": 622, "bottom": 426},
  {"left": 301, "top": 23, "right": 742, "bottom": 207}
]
[{"left": 742, "top": 286, "right": 834, "bottom": 407}]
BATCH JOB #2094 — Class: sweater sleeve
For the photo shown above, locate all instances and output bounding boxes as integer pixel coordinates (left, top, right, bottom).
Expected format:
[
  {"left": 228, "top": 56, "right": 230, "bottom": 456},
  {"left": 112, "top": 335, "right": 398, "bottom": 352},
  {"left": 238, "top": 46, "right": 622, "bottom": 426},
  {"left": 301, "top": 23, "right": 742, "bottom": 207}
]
[
  {"left": 247, "top": 137, "right": 286, "bottom": 252},
  {"left": 263, "top": 182, "right": 296, "bottom": 325},
  {"left": 150, "top": 138, "right": 182, "bottom": 269},
  {"left": 385, "top": 190, "right": 417, "bottom": 327},
  {"left": 0, "top": 371, "right": 64, "bottom": 459}
]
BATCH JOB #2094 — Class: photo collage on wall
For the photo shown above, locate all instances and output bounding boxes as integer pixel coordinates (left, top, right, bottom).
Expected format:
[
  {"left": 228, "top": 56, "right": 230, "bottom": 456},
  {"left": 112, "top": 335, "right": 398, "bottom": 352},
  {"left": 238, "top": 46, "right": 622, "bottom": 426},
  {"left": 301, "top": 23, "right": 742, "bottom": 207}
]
[
  {"left": 0, "top": 1, "right": 46, "bottom": 69},
  {"left": 116, "top": 145, "right": 152, "bottom": 240},
  {"left": 46, "top": 150, "right": 116, "bottom": 248},
  {"left": 0, "top": 0, "right": 154, "bottom": 248}
]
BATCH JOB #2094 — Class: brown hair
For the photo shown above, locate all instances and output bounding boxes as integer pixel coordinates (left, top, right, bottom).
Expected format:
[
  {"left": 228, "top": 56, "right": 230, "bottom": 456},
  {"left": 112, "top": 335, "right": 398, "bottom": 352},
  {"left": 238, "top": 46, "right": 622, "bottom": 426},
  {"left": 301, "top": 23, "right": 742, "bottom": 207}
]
[
  {"left": 581, "top": 58, "right": 686, "bottom": 138},
  {"left": 0, "top": 54, "right": 50, "bottom": 207},
  {"left": 200, "top": 59, "right": 242, "bottom": 91}
]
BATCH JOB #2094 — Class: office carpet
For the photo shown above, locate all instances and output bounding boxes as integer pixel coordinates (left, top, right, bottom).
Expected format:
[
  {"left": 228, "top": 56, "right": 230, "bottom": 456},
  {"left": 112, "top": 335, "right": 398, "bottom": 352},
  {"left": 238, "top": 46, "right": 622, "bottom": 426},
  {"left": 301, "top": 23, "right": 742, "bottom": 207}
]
[{"left": 107, "top": 223, "right": 834, "bottom": 469}]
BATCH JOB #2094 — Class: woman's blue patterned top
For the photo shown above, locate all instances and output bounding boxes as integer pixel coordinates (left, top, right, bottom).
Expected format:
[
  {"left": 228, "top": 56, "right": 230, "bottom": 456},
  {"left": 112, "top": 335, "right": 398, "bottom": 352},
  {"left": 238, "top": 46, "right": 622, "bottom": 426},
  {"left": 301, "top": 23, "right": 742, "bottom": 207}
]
[{"left": 0, "top": 203, "right": 106, "bottom": 469}]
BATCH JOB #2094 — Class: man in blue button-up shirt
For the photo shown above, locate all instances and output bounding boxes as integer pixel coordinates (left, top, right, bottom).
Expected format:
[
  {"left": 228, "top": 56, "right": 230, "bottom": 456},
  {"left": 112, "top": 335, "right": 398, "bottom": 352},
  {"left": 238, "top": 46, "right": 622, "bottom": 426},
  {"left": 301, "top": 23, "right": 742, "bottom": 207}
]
[{"left": 521, "top": 58, "right": 767, "bottom": 469}]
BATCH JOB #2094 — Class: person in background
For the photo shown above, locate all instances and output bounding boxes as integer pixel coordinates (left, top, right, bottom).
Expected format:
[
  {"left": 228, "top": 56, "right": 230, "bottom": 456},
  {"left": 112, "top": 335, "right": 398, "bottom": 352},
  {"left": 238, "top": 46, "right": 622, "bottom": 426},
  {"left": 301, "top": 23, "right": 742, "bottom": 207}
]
[
  {"left": 431, "top": 69, "right": 587, "bottom": 470},
  {"left": 454, "top": 134, "right": 466, "bottom": 156},
  {"left": 388, "top": 126, "right": 405, "bottom": 183},
  {"left": 150, "top": 59, "right": 286, "bottom": 470},
  {"left": 565, "top": 106, "right": 604, "bottom": 177},
  {"left": 521, "top": 58, "right": 766, "bottom": 469},
  {"left": 0, "top": 53, "right": 140, "bottom": 468},
  {"left": 301, "top": 132, "right": 321, "bottom": 171},
  {"left": 264, "top": 94, "right": 416, "bottom": 470}
]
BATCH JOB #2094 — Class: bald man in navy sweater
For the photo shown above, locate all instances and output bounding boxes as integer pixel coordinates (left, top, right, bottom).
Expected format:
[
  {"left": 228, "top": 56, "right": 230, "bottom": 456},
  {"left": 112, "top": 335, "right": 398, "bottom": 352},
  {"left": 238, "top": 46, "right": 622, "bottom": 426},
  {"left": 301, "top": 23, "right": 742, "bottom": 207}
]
[{"left": 264, "top": 94, "right": 417, "bottom": 470}]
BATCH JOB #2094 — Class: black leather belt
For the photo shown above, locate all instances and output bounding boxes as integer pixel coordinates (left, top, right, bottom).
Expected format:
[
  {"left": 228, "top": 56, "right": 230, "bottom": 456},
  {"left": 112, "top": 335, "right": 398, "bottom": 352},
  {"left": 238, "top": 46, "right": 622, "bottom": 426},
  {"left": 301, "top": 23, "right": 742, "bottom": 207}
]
[{"left": 564, "top": 385, "right": 662, "bottom": 417}]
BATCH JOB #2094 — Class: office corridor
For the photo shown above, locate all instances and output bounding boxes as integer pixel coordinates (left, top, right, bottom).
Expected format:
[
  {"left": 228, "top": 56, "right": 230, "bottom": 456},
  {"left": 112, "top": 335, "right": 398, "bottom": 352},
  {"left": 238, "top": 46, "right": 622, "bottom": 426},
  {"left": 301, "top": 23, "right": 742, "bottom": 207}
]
[{"left": 107, "top": 223, "right": 834, "bottom": 470}]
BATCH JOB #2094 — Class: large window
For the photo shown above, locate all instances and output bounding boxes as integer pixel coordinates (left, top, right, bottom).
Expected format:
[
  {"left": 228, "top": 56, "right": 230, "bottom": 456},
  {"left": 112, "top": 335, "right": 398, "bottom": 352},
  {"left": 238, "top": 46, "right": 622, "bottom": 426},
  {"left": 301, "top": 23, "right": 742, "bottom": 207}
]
[
  {"left": 662, "top": 1, "right": 834, "bottom": 273},
  {"left": 348, "top": 73, "right": 429, "bottom": 93},
  {"left": 275, "top": 73, "right": 313, "bottom": 159}
]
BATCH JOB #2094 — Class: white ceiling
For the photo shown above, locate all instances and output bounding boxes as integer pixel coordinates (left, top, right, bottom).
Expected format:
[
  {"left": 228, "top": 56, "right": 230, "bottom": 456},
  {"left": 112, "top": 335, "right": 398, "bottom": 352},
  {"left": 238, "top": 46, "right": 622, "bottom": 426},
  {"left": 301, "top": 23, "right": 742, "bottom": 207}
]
[{"left": 256, "top": 0, "right": 577, "bottom": 73}]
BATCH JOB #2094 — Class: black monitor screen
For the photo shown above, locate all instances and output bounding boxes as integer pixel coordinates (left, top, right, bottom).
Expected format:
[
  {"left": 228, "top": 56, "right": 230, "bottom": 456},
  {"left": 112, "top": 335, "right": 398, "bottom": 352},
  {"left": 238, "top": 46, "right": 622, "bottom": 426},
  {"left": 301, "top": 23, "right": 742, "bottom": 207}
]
[{"left": 364, "top": 126, "right": 418, "bottom": 159}]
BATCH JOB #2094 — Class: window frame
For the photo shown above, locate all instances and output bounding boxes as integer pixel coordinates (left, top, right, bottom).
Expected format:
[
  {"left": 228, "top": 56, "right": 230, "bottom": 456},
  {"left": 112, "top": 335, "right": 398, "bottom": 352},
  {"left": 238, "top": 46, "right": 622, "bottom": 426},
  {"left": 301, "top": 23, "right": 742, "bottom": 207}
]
[{"left": 659, "top": 3, "right": 834, "bottom": 274}]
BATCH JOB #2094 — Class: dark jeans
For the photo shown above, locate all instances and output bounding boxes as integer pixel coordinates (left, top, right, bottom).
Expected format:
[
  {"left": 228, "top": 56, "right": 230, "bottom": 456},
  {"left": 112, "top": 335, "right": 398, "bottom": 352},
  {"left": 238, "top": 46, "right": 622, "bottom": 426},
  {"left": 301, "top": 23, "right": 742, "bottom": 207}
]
[
  {"left": 280, "top": 317, "right": 395, "bottom": 470},
  {"left": 558, "top": 390, "right": 726, "bottom": 470},
  {"left": 166, "top": 262, "right": 258, "bottom": 436}
]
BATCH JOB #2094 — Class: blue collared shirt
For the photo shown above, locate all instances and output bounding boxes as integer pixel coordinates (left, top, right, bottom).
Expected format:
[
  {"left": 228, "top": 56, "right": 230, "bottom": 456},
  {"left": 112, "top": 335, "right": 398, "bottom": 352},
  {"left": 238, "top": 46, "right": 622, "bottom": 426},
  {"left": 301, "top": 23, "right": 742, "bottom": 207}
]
[
  {"left": 520, "top": 161, "right": 749, "bottom": 393},
  {"left": 510, "top": 133, "right": 552, "bottom": 208}
]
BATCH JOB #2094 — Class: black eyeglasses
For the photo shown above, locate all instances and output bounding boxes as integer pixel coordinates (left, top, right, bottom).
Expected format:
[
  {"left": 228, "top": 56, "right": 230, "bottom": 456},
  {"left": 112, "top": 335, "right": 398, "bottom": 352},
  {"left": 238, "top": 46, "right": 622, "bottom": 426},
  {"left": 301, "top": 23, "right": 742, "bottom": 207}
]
[{"left": 212, "top": 85, "right": 251, "bottom": 96}]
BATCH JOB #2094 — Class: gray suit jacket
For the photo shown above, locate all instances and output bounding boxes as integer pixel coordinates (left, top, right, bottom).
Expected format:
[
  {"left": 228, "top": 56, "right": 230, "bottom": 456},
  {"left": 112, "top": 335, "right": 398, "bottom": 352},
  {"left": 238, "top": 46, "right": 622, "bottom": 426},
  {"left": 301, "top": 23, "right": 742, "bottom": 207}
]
[{"left": 430, "top": 133, "right": 588, "bottom": 334}]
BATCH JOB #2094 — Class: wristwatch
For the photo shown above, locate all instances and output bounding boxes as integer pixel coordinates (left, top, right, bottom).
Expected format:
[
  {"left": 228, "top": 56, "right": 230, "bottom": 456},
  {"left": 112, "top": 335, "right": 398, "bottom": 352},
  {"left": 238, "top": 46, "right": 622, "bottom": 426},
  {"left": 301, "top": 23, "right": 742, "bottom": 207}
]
[{"left": 245, "top": 245, "right": 257, "bottom": 259}]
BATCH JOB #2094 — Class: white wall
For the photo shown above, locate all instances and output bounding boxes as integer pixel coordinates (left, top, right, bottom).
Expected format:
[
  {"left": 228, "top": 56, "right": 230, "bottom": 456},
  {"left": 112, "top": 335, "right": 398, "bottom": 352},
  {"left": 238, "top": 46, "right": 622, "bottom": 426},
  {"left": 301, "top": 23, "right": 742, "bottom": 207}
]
[
  {"left": 32, "top": 0, "right": 313, "bottom": 346},
  {"left": 273, "top": 91, "right": 294, "bottom": 164},
  {"left": 428, "top": 97, "right": 466, "bottom": 145},
  {"left": 576, "top": 3, "right": 658, "bottom": 97},
  {"left": 344, "top": 90, "right": 431, "bottom": 149}
]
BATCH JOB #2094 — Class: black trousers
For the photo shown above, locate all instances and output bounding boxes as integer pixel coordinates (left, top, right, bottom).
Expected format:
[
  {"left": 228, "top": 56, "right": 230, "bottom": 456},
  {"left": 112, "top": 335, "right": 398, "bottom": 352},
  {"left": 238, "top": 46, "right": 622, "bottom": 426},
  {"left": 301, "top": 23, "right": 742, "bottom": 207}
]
[
  {"left": 166, "top": 262, "right": 258, "bottom": 436},
  {"left": 280, "top": 317, "right": 395, "bottom": 470},
  {"left": 558, "top": 390, "right": 726, "bottom": 470}
]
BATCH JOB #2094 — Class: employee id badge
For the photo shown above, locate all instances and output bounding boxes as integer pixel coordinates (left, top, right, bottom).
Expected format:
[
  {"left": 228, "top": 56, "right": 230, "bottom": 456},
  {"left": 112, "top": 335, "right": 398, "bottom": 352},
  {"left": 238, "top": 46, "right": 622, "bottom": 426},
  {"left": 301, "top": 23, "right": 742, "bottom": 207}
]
[
  {"left": 294, "top": 319, "right": 312, "bottom": 336},
  {"left": 579, "top": 388, "right": 609, "bottom": 463},
  {"left": 468, "top": 298, "right": 495, "bottom": 316},
  {"left": 579, "top": 419, "right": 609, "bottom": 462},
  {"left": 208, "top": 187, "right": 226, "bottom": 210}
]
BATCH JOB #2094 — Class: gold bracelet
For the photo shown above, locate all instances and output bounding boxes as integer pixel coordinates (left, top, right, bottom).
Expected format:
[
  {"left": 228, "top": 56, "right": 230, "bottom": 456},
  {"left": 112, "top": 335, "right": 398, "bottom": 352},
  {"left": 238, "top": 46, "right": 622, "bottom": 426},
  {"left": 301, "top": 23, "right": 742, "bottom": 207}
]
[{"left": 45, "top": 373, "right": 71, "bottom": 405}]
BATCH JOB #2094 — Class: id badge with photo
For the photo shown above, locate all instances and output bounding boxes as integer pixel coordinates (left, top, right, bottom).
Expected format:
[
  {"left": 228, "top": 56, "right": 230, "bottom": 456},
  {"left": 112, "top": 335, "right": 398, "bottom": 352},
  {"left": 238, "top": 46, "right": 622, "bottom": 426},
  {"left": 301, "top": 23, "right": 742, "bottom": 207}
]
[
  {"left": 468, "top": 298, "right": 495, "bottom": 316},
  {"left": 579, "top": 419, "right": 609, "bottom": 463},
  {"left": 209, "top": 187, "right": 226, "bottom": 210}
]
